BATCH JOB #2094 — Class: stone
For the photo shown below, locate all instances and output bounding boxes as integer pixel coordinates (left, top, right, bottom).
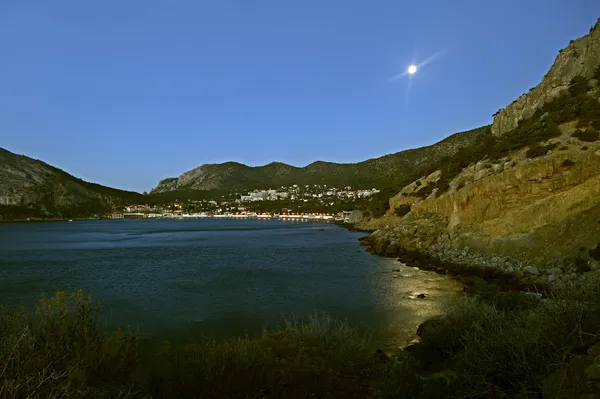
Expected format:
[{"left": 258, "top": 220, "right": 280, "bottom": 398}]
[
  {"left": 547, "top": 267, "right": 563, "bottom": 275},
  {"left": 524, "top": 266, "right": 540, "bottom": 275},
  {"left": 473, "top": 169, "right": 488, "bottom": 181},
  {"left": 547, "top": 274, "right": 558, "bottom": 282}
]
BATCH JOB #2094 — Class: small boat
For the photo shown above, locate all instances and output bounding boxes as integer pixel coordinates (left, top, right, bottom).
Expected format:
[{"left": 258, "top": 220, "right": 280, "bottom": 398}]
[{"left": 68, "top": 220, "right": 73, "bottom": 222}]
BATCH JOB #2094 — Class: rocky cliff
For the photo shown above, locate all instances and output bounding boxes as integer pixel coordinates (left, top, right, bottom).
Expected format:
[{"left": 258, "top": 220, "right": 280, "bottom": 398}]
[
  {"left": 360, "top": 22, "right": 600, "bottom": 282},
  {"left": 492, "top": 18, "right": 600, "bottom": 136},
  {"left": 151, "top": 126, "right": 491, "bottom": 193},
  {"left": 0, "top": 148, "right": 143, "bottom": 220}
]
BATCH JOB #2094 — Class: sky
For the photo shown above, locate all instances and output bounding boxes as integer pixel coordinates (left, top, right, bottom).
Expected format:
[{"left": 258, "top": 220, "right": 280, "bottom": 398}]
[{"left": 1, "top": 1, "right": 599, "bottom": 193}]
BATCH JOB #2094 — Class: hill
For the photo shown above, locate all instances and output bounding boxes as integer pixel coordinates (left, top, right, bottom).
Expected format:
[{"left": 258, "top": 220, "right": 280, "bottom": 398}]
[
  {"left": 0, "top": 148, "right": 144, "bottom": 220},
  {"left": 151, "top": 126, "right": 491, "bottom": 194}
]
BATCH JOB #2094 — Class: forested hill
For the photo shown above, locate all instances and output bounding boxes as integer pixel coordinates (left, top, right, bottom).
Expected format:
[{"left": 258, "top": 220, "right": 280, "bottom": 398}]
[{"left": 151, "top": 125, "right": 491, "bottom": 194}]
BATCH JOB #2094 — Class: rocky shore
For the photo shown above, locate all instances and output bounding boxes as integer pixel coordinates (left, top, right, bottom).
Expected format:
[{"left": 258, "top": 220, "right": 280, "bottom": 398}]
[{"left": 356, "top": 227, "right": 600, "bottom": 291}]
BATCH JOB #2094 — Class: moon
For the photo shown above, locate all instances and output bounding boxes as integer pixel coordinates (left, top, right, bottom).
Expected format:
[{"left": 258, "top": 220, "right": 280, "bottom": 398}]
[{"left": 407, "top": 65, "right": 418, "bottom": 75}]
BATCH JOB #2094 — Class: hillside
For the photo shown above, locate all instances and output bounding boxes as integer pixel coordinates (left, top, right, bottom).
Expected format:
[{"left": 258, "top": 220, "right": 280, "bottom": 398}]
[
  {"left": 0, "top": 148, "right": 144, "bottom": 220},
  {"left": 359, "top": 18, "right": 600, "bottom": 276},
  {"left": 151, "top": 125, "right": 491, "bottom": 194}
]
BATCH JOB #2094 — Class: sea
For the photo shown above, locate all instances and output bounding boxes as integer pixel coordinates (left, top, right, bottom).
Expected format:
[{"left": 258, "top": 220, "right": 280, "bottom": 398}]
[{"left": 0, "top": 219, "right": 462, "bottom": 348}]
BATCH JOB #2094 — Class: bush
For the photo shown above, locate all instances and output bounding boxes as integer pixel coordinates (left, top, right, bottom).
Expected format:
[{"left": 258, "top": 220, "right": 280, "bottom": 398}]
[
  {"left": 526, "top": 143, "right": 556, "bottom": 158},
  {"left": 562, "top": 159, "right": 575, "bottom": 167},
  {"left": 410, "top": 275, "right": 600, "bottom": 397},
  {"left": 0, "top": 291, "right": 138, "bottom": 398},
  {"left": 0, "top": 294, "right": 384, "bottom": 398},
  {"left": 394, "top": 204, "right": 411, "bottom": 217},
  {"left": 577, "top": 119, "right": 589, "bottom": 128},
  {"left": 572, "top": 129, "right": 600, "bottom": 142},
  {"left": 594, "top": 64, "right": 600, "bottom": 80},
  {"left": 568, "top": 76, "right": 591, "bottom": 97},
  {"left": 590, "top": 244, "right": 600, "bottom": 261}
]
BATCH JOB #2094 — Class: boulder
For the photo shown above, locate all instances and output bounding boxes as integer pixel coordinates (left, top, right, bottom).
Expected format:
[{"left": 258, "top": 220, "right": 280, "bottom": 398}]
[{"left": 524, "top": 266, "right": 540, "bottom": 275}]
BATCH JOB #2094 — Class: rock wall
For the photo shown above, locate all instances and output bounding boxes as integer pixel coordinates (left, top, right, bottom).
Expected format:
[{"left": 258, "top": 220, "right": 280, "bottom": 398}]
[
  {"left": 358, "top": 130, "right": 600, "bottom": 280},
  {"left": 491, "top": 19, "right": 600, "bottom": 137}
]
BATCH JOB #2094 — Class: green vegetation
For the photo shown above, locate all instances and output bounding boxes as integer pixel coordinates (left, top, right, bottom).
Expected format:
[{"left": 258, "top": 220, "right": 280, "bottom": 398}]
[
  {"left": 394, "top": 204, "right": 411, "bottom": 217},
  {"left": 594, "top": 64, "right": 600, "bottom": 80},
  {"left": 572, "top": 128, "right": 600, "bottom": 142},
  {"left": 6, "top": 277, "right": 600, "bottom": 398},
  {"left": 398, "top": 276, "right": 600, "bottom": 398},
  {"left": 0, "top": 292, "right": 384, "bottom": 398},
  {"left": 526, "top": 143, "right": 557, "bottom": 159}
]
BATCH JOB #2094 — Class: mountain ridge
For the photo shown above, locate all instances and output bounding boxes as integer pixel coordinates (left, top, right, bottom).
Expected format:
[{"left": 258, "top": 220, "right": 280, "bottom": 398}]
[
  {"left": 0, "top": 147, "right": 144, "bottom": 220},
  {"left": 151, "top": 126, "right": 492, "bottom": 193}
]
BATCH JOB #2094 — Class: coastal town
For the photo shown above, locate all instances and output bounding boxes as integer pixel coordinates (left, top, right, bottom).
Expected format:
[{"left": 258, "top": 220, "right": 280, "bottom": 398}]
[{"left": 110, "top": 184, "right": 378, "bottom": 222}]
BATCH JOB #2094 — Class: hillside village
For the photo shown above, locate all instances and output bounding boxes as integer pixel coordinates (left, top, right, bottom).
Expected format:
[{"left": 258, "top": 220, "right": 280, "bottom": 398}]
[{"left": 114, "top": 184, "right": 379, "bottom": 220}]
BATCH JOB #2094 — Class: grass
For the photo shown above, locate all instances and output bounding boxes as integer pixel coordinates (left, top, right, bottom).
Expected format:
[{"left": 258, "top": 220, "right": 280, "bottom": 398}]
[{"left": 5, "top": 275, "right": 600, "bottom": 398}]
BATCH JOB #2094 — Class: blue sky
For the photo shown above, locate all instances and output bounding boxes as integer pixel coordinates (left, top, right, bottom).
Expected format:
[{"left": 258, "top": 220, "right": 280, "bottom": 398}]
[{"left": 1, "top": 1, "right": 599, "bottom": 193}]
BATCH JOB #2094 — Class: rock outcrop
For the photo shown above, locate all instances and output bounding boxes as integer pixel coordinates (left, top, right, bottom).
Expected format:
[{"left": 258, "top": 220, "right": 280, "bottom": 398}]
[
  {"left": 491, "top": 18, "right": 600, "bottom": 136},
  {"left": 359, "top": 20, "right": 600, "bottom": 280},
  {"left": 359, "top": 124, "right": 600, "bottom": 280}
]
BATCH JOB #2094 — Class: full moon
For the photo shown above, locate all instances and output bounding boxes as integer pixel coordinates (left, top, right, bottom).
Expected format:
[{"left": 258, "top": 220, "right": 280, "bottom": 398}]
[{"left": 407, "top": 65, "right": 418, "bottom": 75}]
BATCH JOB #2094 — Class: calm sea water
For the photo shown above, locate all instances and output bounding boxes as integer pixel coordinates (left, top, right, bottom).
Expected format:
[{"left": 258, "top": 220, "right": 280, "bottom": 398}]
[{"left": 0, "top": 219, "right": 461, "bottom": 347}]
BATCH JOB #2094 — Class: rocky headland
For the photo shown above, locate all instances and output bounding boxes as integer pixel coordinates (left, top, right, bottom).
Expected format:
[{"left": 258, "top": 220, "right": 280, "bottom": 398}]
[{"left": 356, "top": 18, "right": 600, "bottom": 288}]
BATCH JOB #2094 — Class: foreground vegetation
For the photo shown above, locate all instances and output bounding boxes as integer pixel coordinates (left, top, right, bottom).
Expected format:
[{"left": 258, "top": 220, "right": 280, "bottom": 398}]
[{"left": 4, "top": 277, "right": 600, "bottom": 398}]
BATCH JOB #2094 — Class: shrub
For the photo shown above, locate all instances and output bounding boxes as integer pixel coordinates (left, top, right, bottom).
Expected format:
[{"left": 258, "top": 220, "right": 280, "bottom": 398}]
[
  {"left": 559, "top": 145, "right": 569, "bottom": 151},
  {"left": 562, "top": 159, "right": 575, "bottom": 167},
  {"left": 576, "top": 119, "right": 589, "bottom": 128},
  {"left": 594, "top": 64, "right": 600, "bottom": 80},
  {"left": 410, "top": 275, "right": 600, "bottom": 397},
  {"left": 593, "top": 120, "right": 600, "bottom": 130},
  {"left": 394, "top": 204, "right": 411, "bottom": 217},
  {"left": 572, "top": 129, "right": 600, "bottom": 142},
  {"left": 568, "top": 76, "right": 590, "bottom": 97},
  {"left": 526, "top": 143, "right": 556, "bottom": 158},
  {"left": 415, "top": 180, "right": 422, "bottom": 187},
  {"left": 0, "top": 291, "right": 139, "bottom": 398},
  {"left": 0, "top": 295, "right": 383, "bottom": 399},
  {"left": 582, "top": 146, "right": 589, "bottom": 151},
  {"left": 590, "top": 244, "right": 600, "bottom": 261}
]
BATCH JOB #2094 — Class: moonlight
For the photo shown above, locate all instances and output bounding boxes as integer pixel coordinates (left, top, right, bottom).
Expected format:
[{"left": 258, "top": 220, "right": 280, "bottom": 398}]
[{"left": 407, "top": 65, "right": 418, "bottom": 75}]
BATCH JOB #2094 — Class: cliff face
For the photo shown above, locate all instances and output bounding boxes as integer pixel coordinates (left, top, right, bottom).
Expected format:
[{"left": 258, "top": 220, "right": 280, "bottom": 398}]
[
  {"left": 0, "top": 148, "right": 142, "bottom": 219},
  {"left": 360, "top": 125, "right": 600, "bottom": 276},
  {"left": 492, "top": 19, "right": 600, "bottom": 137},
  {"left": 360, "top": 21, "right": 600, "bottom": 278},
  {"left": 151, "top": 126, "right": 490, "bottom": 193}
]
